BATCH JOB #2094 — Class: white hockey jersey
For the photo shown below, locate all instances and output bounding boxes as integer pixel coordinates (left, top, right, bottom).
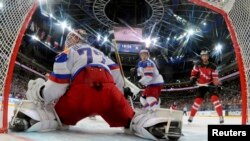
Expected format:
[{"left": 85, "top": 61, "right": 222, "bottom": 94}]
[
  {"left": 137, "top": 59, "right": 164, "bottom": 86},
  {"left": 43, "top": 43, "right": 124, "bottom": 103}
]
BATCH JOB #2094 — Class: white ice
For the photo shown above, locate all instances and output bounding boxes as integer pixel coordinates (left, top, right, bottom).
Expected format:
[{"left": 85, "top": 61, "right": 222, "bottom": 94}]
[{"left": 0, "top": 108, "right": 242, "bottom": 141}]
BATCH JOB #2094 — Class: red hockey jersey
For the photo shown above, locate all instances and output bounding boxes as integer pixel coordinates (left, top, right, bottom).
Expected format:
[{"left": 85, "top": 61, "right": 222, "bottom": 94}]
[{"left": 191, "top": 62, "right": 219, "bottom": 85}]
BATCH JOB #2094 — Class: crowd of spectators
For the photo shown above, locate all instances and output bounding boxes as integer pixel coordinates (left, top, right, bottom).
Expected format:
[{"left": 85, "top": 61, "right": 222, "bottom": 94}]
[
  {"left": 143, "top": 77, "right": 242, "bottom": 112},
  {"left": 9, "top": 55, "right": 242, "bottom": 115},
  {"left": 9, "top": 65, "right": 46, "bottom": 99}
]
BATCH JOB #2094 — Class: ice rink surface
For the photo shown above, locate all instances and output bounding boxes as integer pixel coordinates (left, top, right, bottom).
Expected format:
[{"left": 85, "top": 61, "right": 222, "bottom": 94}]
[{"left": 0, "top": 113, "right": 242, "bottom": 141}]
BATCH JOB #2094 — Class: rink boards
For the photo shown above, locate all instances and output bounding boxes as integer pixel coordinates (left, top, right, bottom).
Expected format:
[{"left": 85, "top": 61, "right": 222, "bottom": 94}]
[{"left": 0, "top": 96, "right": 243, "bottom": 141}]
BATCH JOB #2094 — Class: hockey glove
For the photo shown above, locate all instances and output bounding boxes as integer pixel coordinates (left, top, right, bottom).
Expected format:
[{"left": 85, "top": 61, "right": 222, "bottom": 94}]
[
  {"left": 26, "top": 78, "right": 45, "bottom": 103},
  {"left": 123, "top": 87, "right": 134, "bottom": 99},
  {"left": 190, "top": 76, "right": 197, "bottom": 85},
  {"left": 213, "top": 78, "right": 221, "bottom": 86}
]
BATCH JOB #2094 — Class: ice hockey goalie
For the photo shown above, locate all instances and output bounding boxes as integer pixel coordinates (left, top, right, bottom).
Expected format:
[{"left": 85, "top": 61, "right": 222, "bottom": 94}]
[{"left": 9, "top": 29, "right": 183, "bottom": 140}]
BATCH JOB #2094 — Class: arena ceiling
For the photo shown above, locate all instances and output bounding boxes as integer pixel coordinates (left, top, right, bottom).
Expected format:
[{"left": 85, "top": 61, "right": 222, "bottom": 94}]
[{"left": 20, "top": 0, "right": 237, "bottom": 82}]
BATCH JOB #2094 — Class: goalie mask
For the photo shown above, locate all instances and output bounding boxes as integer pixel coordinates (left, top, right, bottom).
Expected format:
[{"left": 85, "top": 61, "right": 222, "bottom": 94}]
[{"left": 64, "top": 29, "right": 87, "bottom": 49}]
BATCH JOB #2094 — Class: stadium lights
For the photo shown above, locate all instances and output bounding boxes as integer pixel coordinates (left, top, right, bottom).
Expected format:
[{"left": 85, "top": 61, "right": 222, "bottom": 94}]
[
  {"left": 144, "top": 37, "right": 151, "bottom": 48},
  {"left": 142, "top": 37, "right": 158, "bottom": 48},
  {"left": 102, "top": 36, "right": 108, "bottom": 44},
  {"left": 167, "top": 37, "right": 170, "bottom": 41},
  {"left": 203, "top": 22, "right": 207, "bottom": 26},
  {"left": 61, "top": 21, "right": 67, "bottom": 29},
  {"left": 58, "top": 21, "right": 72, "bottom": 31},
  {"left": 177, "top": 33, "right": 187, "bottom": 40},
  {"left": 187, "top": 28, "right": 195, "bottom": 36},
  {"left": 49, "top": 13, "right": 53, "bottom": 17},
  {"left": 0, "top": 2, "right": 3, "bottom": 9},
  {"left": 40, "top": 11, "right": 72, "bottom": 31},
  {"left": 97, "top": 34, "right": 101, "bottom": 41},
  {"left": 41, "top": 11, "right": 55, "bottom": 20},
  {"left": 104, "top": 36, "right": 108, "bottom": 42},
  {"left": 212, "top": 43, "right": 223, "bottom": 58},
  {"left": 215, "top": 43, "right": 223, "bottom": 53},
  {"left": 31, "top": 35, "right": 39, "bottom": 41},
  {"left": 152, "top": 38, "right": 158, "bottom": 45}
]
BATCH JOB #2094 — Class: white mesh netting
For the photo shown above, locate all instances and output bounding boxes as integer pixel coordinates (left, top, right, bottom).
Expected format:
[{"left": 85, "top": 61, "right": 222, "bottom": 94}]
[
  {"left": 201, "top": 0, "right": 235, "bottom": 13},
  {"left": 194, "top": 0, "right": 250, "bottom": 123},
  {"left": 228, "top": 0, "right": 250, "bottom": 123},
  {"left": 0, "top": 0, "right": 35, "bottom": 131}
]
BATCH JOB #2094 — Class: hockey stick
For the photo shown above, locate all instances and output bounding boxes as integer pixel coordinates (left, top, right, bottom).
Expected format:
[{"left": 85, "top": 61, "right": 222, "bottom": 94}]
[
  {"left": 10, "top": 98, "right": 25, "bottom": 126},
  {"left": 112, "top": 39, "right": 134, "bottom": 109},
  {"left": 50, "top": 104, "right": 63, "bottom": 128},
  {"left": 194, "top": 83, "right": 240, "bottom": 93}
]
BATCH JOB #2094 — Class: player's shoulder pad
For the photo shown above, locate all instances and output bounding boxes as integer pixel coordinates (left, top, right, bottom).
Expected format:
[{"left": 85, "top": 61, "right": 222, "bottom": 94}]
[
  {"left": 145, "top": 59, "right": 153, "bottom": 67},
  {"left": 139, "top": 60, "right": 153, "bottom": 68},
  {"left": 55, "top": 49, "right": 70, "bottom": 62},
  {"left": 137, "top": 61, "right": 145, "bottom": 67},
  {"left": 208, "top": 62, "right": 217, "bottom": 70}
]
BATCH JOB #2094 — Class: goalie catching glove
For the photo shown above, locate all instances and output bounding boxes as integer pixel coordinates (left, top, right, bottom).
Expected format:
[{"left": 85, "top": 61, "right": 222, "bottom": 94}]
[{"left": 26, "top": 78, "right": 45, "bottom": 102}]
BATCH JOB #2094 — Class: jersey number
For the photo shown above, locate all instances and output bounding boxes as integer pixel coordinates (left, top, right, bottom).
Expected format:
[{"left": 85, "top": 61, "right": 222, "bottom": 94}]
[{"left": 77, "top": 48, "right": 105, "bottom": 64}]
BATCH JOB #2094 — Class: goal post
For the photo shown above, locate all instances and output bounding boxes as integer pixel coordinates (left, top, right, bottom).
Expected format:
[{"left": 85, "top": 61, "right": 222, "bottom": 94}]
[
  {"left": 0, "top": 0, "right": 38, "bottom": 133},
  {"left": 189, "top": 0, "right": 249, "bottom": 124}
]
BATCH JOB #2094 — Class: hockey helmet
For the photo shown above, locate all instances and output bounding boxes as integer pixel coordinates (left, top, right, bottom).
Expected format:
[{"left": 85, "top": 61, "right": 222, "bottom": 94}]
[
  {"left": 139, "top": 49, "right": 149, "bottom": 54},
  {"left": 65, "top": 29, "right": 87, "bottom": 48},
  {"left": 200, "top": 50, "right": 209, "bottom": 55}
]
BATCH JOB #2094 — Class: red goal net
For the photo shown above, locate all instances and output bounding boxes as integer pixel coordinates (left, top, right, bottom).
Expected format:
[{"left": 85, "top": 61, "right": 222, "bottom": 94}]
[
  {"left": 0, "top": 0, "right": 249, "bottom": 134},
  {"left": 0, "top": 0, "right": 37, "bottom": 133}
]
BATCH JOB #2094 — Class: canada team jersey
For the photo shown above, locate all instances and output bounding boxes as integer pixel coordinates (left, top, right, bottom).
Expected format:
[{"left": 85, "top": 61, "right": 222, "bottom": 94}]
[
  {"left": 191, "top": 61, "right": 219, "bottom": 85},
  {"left": 137, "top": 59, "right": 164, "bottom": 86},
  {"left": 43, "top": 43, "right": 124, "bottom": 103}
]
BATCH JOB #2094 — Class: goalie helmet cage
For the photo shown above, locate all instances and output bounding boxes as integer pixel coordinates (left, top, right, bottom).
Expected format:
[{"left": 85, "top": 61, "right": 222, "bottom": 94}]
[{"left": 0, "top": 0, "right": 249, "bottom": 133}]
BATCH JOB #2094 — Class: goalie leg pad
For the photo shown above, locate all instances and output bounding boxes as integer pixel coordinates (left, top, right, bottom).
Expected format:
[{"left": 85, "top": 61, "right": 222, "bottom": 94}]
[
  {"left": 146, "top": 97, "right": 160, "bottom": 109},
  {"left": 139, "top": 96, "right": 149, "bottom": 109},
  {"left": 10, "top": 100, "right": 59, "bottom": 132},
  {"left": 130, "top": 108, "right": 183, "bottom": 140},
  {"left": 130, "top": 109, "right": 169, "bottom": 140}
]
